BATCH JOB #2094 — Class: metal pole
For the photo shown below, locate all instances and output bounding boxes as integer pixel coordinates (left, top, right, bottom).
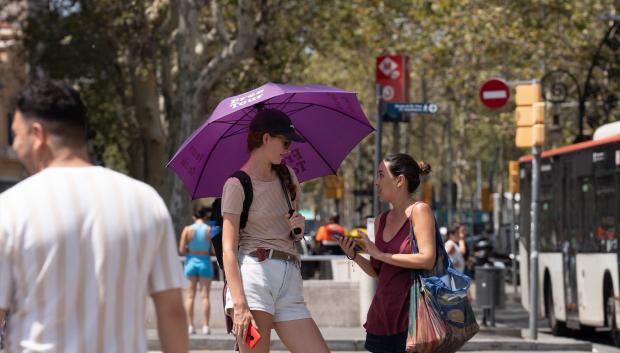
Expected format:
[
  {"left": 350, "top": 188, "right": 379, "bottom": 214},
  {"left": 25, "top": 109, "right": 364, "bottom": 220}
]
[
  {"left": 393, "top": 122, "right": 400, "bottom": 152},
  {"left": 476, "top": 160, "right": 482, "bottom": 209},
  {"left": 510, "top": 192, "right": 518, "bottom": 298},
  {"left": 355, "top": 147, "right": 362, "bottom": 226},
  {"left": 446, "top": 107, "right": 453, "bottom": 226},
  {"left": 421, "top": 70, "right": 427, "bottom": 159},
  {"left": 335, "top": 198, "right": 341, "bottom": 220},
  {"left": 359, "top": 217, "right": 378, "bottom": 324},
  {"left": 373, "top": 85, "right": 382, "bottom": 216},
  {"left": 405, "top": 114, "right": 410, "bottom": 153},
  {"left": 529, "top": 145, "right": 541, "bottom": 340}
]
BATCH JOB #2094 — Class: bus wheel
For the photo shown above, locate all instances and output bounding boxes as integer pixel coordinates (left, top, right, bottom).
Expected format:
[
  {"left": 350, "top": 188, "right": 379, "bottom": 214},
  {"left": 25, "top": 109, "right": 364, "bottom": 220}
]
[
  {"left": 546, "top": 284, "right": 567, "bottom": 336},
  {"left": 606, "top": 296, "right": 620, "bottom": 347}
]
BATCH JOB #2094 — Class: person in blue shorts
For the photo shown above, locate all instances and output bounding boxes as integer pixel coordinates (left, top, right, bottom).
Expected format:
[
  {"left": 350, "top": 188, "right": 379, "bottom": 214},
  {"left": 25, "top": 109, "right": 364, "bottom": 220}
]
[{"left": 179, "top": 207, "right": 214, "bottom": 335}]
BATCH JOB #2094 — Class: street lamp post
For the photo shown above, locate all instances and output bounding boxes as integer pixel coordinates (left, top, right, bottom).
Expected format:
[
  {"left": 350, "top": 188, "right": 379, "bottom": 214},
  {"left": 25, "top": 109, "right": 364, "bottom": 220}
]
[
  {"left": 541, "top": 19, "right": 619, "bottom": 142},
  {"left": 373, "top": 84, "right": 383, "bottom": 217},
  {"left": 529, "top": 145, "right": 541, "bottom": 340}
]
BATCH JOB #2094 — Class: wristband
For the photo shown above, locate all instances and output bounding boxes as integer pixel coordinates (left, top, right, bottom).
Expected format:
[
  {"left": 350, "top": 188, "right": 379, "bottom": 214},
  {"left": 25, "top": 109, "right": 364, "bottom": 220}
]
[{"left": 346, "top": 251, "right": 357, "bottom": 261}]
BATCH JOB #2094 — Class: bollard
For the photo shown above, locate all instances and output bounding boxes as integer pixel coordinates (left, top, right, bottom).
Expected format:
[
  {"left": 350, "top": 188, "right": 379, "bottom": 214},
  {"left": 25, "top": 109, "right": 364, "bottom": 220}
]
[
  {"left": 475, "top": 266, "right": 506, "bottom": 326},
  {"left": 359, "top": 218, "right": 377, "bottom": 325}
]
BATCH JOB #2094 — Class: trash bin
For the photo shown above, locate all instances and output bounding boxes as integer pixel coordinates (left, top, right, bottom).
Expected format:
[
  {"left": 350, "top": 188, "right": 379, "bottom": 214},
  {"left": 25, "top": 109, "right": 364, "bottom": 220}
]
[
  {"left": 474, "top": 265, "right": 506, "bottom": 327},
  {"left": 475, "top": 265, "right": 506, "bottom": 308}
]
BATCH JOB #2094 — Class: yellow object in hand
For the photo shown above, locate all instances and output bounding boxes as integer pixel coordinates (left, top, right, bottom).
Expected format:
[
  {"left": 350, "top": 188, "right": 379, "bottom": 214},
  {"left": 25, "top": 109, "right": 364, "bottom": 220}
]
[{"left": 345, "top": 228, "right": 367, "bottom": 249}]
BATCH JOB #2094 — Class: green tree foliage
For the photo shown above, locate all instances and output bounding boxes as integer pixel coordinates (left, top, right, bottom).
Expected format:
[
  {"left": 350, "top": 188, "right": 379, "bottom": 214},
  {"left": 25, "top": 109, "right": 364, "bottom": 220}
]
[{"left": 17, "top": 0, "right": 619, "bottom": 226}]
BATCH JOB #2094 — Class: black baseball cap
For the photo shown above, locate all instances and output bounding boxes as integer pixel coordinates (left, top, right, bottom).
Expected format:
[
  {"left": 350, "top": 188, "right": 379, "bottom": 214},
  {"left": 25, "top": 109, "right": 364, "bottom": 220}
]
[{"left": 250, "top": 108, "right": 306, "bottom": 142}]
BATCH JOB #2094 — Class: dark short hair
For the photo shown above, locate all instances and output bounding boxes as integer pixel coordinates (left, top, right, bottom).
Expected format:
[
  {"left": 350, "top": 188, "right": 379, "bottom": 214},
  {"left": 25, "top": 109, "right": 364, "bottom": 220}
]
[
  {"left": 193, "top": 206, "right": 210, "bottom": 220},
  {"left": 384, "top": 153, "right": 432, "bottom": 193},
  {"left": 16, "top": 79, "right": 88, "bottom": 143}
]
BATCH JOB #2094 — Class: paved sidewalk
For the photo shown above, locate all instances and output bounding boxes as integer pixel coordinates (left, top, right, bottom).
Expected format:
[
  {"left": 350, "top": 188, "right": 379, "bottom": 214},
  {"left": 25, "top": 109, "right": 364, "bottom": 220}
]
[
  {"left": 147, "top": 326, "right": 592, "bottom": 352},
  {"left": 147, "top": 283, "right": 593, "bottom": 351}
]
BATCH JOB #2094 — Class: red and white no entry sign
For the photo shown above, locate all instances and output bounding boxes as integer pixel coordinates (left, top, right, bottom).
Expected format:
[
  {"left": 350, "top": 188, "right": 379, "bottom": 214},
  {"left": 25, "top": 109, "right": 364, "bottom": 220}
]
[{"left": 479, "top": 79, "right": 510, "bottom": 109}]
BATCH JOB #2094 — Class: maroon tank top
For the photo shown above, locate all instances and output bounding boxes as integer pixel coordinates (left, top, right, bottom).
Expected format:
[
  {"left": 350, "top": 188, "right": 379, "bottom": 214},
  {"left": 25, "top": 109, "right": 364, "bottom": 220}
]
[{"left": 364, "top": 212, "right": 412, "bottom": 335}]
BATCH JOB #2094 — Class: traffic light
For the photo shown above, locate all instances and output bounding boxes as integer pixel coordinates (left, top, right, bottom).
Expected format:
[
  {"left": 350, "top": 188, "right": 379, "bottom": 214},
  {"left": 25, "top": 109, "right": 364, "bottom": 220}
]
[
  {"left": 508, "top": 161, "right": 519, "bottom": 194},
  {"left": 481, "top": 187, "right": 492, "bottom": 212},
  {"left": 515, "top": 84, "right": 545, "bottom": 148},
  {"left": 421, "top": 181, "right": 433, "bottom": 204},
  {"left": 324, "top": 175, "right": 344, "bottom": 200},
  {"left": 515, "top": 83, "right": 542, "bottom": 106}
]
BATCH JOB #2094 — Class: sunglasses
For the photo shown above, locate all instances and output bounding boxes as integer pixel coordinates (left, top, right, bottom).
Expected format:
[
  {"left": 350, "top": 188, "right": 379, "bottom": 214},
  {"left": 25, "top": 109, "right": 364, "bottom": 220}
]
[{"left": 273, "top": 134, "right": 291, "bottom": 149}]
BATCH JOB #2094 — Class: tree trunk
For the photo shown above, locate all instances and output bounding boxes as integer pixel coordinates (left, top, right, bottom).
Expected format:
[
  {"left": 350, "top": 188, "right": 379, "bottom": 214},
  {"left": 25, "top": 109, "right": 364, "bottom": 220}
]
[
  {"left": 132, "top": 68, "right": 167, "bottom": 196},
  {"left": 168, "top": 0, "right": 200, "bottom": 233},
  {"left": 167, "top": 0, "right": 259, "bottom": 232}
]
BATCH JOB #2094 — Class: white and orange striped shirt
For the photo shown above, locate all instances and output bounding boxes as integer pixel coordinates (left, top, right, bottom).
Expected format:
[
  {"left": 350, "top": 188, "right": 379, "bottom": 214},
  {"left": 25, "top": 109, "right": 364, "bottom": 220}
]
[{"left": 0, "top": 166, "right": 184, "bottom": 353}]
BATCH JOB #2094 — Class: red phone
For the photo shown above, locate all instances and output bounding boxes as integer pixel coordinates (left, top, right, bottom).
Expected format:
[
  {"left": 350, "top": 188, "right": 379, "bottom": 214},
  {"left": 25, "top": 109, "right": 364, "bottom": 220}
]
[{"left": 245, "top": 323, "right": 261, "bottom": 349}]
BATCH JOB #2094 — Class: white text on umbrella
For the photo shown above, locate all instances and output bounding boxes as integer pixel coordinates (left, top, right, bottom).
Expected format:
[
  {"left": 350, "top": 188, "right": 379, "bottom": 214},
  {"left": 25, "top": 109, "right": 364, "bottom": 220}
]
[{"left": 230, "top": 89, "right": 265, "bottom": 109}]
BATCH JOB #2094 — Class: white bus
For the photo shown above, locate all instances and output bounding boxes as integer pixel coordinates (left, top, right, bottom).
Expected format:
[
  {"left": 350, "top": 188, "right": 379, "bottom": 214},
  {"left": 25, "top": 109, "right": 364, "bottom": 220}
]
[{"left": 519, "top": 122, "right": 620, "bottom": 344}]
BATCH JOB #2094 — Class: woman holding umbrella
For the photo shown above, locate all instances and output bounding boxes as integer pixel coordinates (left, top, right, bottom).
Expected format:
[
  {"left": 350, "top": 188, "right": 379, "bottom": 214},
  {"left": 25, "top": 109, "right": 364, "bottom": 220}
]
[
  {"left": 221, "top": 109, "right": 330, "bottom": 353},
  {"left": 338, "top": 153, "right": 436, "bottom": 353}
]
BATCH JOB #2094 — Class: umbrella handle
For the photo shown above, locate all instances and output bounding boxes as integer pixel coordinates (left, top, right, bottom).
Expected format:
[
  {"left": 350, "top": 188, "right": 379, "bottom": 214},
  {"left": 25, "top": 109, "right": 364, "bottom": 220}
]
[{"left": 288, "top": 210, "right": 302, "bottom": 235}]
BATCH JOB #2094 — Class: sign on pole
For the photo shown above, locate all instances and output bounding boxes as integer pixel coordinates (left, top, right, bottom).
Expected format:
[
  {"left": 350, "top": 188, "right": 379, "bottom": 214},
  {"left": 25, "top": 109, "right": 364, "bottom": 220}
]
[
  {"left": 383, "top": 102, "right": 439, "bottom": 122},
  {"left": 375, "top": 55, "right": 409, "bottom": 215},
  {"left": 376, "top": 55, "right": 410, "bottom": 103},
  {"left": 386, "top": 102, "right": 438, "bottom": 114},
  {"left": 479, "top": 78, "right": 510, "bottom": 109}
]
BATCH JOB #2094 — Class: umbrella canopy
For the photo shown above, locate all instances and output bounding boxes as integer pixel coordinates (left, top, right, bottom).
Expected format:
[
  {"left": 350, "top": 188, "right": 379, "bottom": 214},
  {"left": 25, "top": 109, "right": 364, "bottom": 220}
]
[{"left": 168, "top": 82, "right": 374, "bottom": 199}]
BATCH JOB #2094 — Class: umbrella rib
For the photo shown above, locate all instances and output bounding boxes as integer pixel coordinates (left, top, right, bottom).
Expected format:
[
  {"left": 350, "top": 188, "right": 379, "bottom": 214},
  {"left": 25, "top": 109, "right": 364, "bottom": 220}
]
[
  {"left": 220, "top": 129, "right": 249, "bottom": 139},
  {"left": 274, "top": 93, "right": 296, "bottom": 111},
  {"left": 208, "top": 121, "right": 249, "bottom": 139},
  {"left": 281, "top": 103, "right": 314, "bottom": 116},
  {"left": 263, "top": 101, "right": 375, "bottom": 131},
  {"left": 210, "top": 120, "right": 249, "bottom": 125},
  {"left": 208, "top": 112, "right": 254, "bottom": 139},
  {"left": 226, "top": 124, "right": 250, "bottom": 139},
  {"left": 292, "top": 128, "right": 338, "bottom": 176}
]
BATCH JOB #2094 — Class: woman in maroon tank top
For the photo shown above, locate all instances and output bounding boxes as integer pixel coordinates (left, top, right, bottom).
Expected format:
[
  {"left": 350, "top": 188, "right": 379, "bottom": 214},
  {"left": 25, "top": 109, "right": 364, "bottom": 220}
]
[{"left": 338, "top": 153, "right": 436, "bottom": 353}]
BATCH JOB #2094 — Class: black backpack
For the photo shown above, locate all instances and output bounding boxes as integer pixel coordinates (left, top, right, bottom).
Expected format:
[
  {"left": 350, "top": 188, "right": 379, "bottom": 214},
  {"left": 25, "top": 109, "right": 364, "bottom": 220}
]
[{"left": 210, "top": 170, "right": 253, "bottom": 273}]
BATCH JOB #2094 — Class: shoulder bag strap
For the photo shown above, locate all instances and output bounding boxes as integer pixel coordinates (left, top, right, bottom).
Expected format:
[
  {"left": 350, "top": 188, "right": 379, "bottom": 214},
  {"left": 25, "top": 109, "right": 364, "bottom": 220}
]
[{"left": 408, "top": 202, "right": 451, "bottom": 275}]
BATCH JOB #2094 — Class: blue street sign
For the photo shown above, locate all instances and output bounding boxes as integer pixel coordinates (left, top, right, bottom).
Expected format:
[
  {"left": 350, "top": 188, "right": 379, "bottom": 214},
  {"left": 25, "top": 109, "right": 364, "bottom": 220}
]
[
  {"left": 387, "top": 102, "right": 439, "bottom": 115},
  {"left": 382, "top": 111, "right": 406, "bottom": 122}
]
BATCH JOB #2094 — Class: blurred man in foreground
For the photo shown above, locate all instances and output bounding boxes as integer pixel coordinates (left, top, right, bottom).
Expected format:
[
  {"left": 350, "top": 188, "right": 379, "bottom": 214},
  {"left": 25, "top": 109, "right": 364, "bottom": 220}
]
[{"left": 0, "top": 79, "right": 187, "bottom": 353}]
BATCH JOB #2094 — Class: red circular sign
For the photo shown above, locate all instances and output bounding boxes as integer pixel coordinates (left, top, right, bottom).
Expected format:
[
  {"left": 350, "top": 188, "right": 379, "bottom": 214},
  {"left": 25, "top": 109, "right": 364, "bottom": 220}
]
[{"left": 479, "top": 79, "right": 510, "bottom": 109}]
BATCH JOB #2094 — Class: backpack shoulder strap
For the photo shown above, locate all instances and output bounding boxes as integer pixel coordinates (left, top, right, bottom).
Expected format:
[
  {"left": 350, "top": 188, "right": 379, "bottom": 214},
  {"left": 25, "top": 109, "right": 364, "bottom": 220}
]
[{"left": 232, "top": 170, "right": 253, "bottom": 229}]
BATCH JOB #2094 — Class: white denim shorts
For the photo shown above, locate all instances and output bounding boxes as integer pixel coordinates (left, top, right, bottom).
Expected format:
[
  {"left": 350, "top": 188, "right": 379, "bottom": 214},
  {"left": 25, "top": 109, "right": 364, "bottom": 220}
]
[{"left": 225, "top": 254, "right": 312, "bottom": 322}]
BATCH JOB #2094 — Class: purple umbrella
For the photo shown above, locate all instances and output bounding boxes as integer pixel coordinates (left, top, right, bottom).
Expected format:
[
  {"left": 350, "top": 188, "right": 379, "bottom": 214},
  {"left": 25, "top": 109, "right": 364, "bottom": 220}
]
[{"left": 168, "top": 82, "right": 374, "bottom": 199}]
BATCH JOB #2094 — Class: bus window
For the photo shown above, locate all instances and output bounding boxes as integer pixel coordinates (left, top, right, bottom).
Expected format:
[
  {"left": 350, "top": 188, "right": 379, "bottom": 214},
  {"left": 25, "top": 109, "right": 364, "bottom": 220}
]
[
  {"left": 595, "top": 174, "right": 616, "bottom": 253},
  {"left": 580, "top": 178, "right": 598, "bottom": 252},
  {"left": 540, "top": 164, "right": 555, "bottom": 251},
  {"left": 520, "top": 165, "right": 531, "bottom": 251},
  {"left": 567, "top": 175, "right": 580, "bottom": 251}
]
